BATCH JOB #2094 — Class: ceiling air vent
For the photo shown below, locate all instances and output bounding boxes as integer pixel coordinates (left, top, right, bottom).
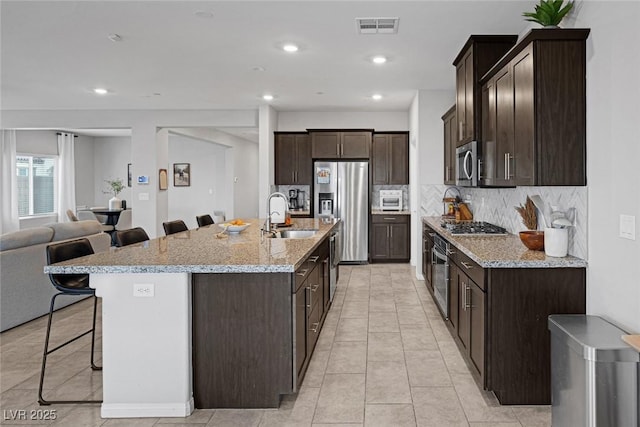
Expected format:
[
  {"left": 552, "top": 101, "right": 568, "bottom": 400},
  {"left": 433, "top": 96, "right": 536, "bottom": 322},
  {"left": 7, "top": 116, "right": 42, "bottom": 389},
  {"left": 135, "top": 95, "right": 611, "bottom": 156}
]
[{"left": 356, "top": 17, "right": 399, "bottom": 34}]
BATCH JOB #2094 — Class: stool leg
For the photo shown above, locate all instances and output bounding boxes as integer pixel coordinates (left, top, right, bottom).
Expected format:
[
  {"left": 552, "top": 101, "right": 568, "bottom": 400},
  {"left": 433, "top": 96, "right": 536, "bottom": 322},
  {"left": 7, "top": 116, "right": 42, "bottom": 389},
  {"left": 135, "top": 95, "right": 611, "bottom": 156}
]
[
  {"left": 90, "top": 295, "right": 102, "bottom": 371},
  {"left": 38, "top": 293, "right": 60, "bottom": 405}
]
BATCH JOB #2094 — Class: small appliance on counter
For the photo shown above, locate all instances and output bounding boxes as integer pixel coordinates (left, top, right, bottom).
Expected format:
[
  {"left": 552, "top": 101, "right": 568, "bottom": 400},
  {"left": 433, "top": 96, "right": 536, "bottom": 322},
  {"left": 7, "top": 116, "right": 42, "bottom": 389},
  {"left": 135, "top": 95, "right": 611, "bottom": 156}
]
[
  {"left": 379, "top": 189, "right": 403, "bottom": 211},
  {"left": 288, "top": 189, "right": 304, "bottom": 210}
]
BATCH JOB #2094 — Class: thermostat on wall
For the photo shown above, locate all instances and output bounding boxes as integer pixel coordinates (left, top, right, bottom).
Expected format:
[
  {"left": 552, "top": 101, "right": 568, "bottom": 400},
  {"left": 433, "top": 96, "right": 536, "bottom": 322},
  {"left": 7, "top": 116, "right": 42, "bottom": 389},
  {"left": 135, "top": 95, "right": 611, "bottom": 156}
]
[{"left": 137, "top": 175, "right": 149, "bottom": 184}]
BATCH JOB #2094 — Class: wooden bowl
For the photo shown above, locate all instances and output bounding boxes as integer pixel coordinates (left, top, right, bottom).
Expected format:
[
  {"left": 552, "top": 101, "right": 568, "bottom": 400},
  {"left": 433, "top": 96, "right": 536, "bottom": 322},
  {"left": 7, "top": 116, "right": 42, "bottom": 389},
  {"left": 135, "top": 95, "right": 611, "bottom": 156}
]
[{"left": 519, "top": 231, "right": 545, "bottom": 251}]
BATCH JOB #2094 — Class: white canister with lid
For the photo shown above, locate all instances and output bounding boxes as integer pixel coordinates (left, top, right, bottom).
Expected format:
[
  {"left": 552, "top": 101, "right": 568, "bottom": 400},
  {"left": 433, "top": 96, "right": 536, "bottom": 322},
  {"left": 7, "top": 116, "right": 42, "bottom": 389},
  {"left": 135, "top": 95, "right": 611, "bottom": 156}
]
[{"left": 544, "top": 227, "right": 568, "bottom": 257}]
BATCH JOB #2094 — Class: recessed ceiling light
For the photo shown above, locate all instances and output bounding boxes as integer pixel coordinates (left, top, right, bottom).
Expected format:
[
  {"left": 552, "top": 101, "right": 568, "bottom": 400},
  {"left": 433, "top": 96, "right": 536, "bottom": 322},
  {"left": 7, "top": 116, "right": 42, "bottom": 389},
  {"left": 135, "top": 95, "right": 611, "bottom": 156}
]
[
  {"left": 372, "top": 55, "right": 387, "bottom": 64},
  {"left": 251, "top": 66, "right": 266, "bottom": 72},
  {"left": 194, "top": 11, "right": 214, "bottom": 18},
  {"left": 94, "top": 88, "right": 109, "bottom": 95},
  {"left": 263, "top": 94, "right": 274, "bottom": 101},
  {"left": 108, "top": 33, "right": 122, "bottom": 42},
  {"left": 282, "top": 44, "right": 299, "bottom": 53},
  {"left": 372, "top": 94, "right": 383, "bottom": 100},
  {"left": 316, "top": 91, "right": 324, "bottom": 95}
]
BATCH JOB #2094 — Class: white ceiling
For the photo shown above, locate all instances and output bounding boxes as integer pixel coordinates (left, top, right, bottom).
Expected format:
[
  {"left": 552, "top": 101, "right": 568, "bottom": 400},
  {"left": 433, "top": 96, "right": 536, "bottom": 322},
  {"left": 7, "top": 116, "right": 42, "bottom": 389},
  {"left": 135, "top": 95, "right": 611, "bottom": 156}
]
[{"left": 1, "top": 0, "right": 535, "bottom": 115}]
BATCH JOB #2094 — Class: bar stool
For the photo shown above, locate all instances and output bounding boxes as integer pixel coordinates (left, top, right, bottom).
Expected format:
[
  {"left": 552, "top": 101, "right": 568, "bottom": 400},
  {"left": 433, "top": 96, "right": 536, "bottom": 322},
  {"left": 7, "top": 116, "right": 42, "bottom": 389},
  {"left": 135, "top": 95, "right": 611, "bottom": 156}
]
[
  {"left": 196, "top": 214, "right": 215, "bottom": 227},
  {"left": 39, "top": 238, "right": 102, "bottom": 405},
  {"left": 163, "top": 220, "right": 188, "bottom": 235},
  {"left": 115, "top": 227, "right": 149, "bottom": 247}
]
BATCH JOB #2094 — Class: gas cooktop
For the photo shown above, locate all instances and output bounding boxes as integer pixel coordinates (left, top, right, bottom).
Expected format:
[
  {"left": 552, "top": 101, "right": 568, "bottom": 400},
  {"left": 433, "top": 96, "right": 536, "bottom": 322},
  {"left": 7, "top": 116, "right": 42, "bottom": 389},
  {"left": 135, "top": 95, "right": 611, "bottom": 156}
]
[{"left": 440, "top": 221, "right": 508, "bottom": 235}]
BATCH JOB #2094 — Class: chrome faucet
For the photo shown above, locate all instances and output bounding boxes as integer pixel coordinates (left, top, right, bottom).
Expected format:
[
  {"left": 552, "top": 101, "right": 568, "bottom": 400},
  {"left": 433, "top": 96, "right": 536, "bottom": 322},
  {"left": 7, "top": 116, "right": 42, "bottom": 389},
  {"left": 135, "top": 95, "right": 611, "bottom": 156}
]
[{"left": 264, "top": 192, "right": 289, "bottom": 234}]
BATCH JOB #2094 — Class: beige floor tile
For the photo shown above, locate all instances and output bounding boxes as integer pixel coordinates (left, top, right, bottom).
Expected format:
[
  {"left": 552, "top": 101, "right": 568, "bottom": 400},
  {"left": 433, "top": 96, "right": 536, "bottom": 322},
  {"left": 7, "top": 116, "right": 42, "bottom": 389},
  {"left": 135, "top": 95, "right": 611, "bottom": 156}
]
[
  {"left": 286, "top": 386, "right": 321, "bottom": 425},
  {"left": 206, "top": 409, "right": 264, "bottom": 426},
  {"left": 368, "top": 297, "right": 396, "bottom": 313},
  {"left": 341, "top": 301, "right": 370, "bottom": 319},
  {"left": 405, "top": 350, "right": 452, "bottom": 387},
  {"left": 399, "top": 324, "right": 439, "bottom": 351},
  {"left": 393, "top": 290, "right": 422, "bottom": 307},
  {"left": 396, "top": 305, "right": 428, "bottom": 325},
  {"left": 313, "top": 373, "right": 365, "bottom": 424},
  {"left": 334, "top": 318, "right": 368, "bottom": 342},
  {"left": 313, "top": 424, "right": 362, "bottom": 427},
  {"left": 367, "top": 333, "right": 404, "bottom": 362},
  {"left": 512, "top": 406, "right": 551, "bottom": 427},
  {"left": 343, "top": 289, "right": 370, "bottom": 302},
  {"left": 412, "top": 386, "right": 469, "bottom": 427},
  {"left": 468, "top": 423, "right": 522, "bottom": 427},
  {"left": 102, "top": 418, "right": 160, "bottom": 426},
  {"left": 365, "top": 361, "right": 411, "bottom": 404},
  {"left": 368, "top": 312, "right": 399, "bottom": 333},
  {"left": 326, "top": 341, "right": 367, "bottom": 374},
  {"left": 314, "top": 327, "right": 335, "bottom": 352},
  {"left": 364, "top": 404, "right": 416, "bottom": 427},
  {"left": 155, "top": 409, "right": 215, "bottom": 424},
  {"left": 302, "top": 350, "right": 330, "bottom": 388},
  {"left": 51, "top": 405, "right": 106, "bottom": 426},
  {"left": 454, "top": 377, "right": 518, "bottom": 424}
]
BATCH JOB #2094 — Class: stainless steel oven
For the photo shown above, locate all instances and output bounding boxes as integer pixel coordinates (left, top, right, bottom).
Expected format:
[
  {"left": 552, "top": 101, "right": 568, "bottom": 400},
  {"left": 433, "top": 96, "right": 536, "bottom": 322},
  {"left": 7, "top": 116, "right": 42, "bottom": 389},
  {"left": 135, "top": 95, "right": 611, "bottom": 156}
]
[
  {"left": 329, "top": 227, "right": 340, "bottom": 301},
  {"left": 456, "top": 140, "right": 478, "bottom": 187},
  {"left": 431, "top": 234, "right": 450, "bottom": 319}
]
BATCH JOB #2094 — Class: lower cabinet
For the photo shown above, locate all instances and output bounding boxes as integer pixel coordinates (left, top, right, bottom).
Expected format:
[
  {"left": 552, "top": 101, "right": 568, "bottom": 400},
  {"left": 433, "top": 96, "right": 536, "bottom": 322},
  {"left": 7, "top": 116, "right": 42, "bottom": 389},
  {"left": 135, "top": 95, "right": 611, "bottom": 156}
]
[
  {"left": 422, "top": 223, "right": 435, "bottom": 291},
  {"left": 370, "top": 214, "right": 410, "bottom": 262}
]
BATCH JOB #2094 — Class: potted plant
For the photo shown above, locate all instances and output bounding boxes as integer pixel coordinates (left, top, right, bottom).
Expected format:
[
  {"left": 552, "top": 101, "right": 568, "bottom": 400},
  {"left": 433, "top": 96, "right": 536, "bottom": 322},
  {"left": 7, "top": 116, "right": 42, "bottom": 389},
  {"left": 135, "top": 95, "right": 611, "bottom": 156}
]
[
  {"left": 104, "top": 178, "right": 125, "bottom": 210},
  {"left": 523, "top": 0, "right": 574, "bottom": 28},
  {"left": 515, "top": 196, "right": 544, "bottom": 250}
]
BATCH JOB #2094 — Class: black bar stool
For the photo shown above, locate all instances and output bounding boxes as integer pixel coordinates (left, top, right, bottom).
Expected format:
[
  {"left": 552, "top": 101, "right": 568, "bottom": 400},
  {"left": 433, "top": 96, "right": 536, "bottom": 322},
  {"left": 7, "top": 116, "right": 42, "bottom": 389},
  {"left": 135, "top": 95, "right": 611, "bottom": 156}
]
[
  {"left": 196, "top": 214, "right": 214, "bottom": 227},
  {"left": 163, "top": 220, "right": 188, "bottom": 235},
  {"left": 39, "top": 238, "right": 102, "bottom": 405},
  {"left": 115, "top": 227, "right": 149, "bottom": 247}
]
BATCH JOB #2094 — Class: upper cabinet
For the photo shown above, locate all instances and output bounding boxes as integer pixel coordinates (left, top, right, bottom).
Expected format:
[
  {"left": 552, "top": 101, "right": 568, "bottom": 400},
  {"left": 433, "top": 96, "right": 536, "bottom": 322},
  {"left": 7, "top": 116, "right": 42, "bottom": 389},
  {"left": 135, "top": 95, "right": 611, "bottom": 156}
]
[
  {"left": 480, "top": 29, "right": 590, "bottom": 187},
  {"left": 453, "top": 35, "right": 518, "bottom": 147},
  {"left": 442, "top": 106, "right": 457, "bottom": 185},
  {"left": 275, "top": 132, "right": 312, "bottom": 185},
  {"left": 309, "top": 130, "right": 372, "bottom": 159},
  {"left": 372, "top": 132, "right": 409, "bottom": 185}
]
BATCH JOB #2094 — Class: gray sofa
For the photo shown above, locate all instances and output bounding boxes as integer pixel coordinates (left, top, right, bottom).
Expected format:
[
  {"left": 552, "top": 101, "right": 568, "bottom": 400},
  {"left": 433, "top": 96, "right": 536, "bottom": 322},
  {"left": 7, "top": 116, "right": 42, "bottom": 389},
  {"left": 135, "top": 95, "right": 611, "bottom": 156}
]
[{"left": 0, "top": 220, "right": 111, "bottom": 332}]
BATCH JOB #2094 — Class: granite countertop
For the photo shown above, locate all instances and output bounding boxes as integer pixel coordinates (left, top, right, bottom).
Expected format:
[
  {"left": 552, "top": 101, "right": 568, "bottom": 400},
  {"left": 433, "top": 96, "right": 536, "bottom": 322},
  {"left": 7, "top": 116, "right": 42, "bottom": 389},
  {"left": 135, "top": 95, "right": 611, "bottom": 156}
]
[
  {"left": 371, "top": 210, "right": 411, "bottom": 215},
  {"left": 45, "top": 218, "right": 340, "bottom": 275},
  {"left": 422, "top": 216, "right": 588, "bottom": 269}
]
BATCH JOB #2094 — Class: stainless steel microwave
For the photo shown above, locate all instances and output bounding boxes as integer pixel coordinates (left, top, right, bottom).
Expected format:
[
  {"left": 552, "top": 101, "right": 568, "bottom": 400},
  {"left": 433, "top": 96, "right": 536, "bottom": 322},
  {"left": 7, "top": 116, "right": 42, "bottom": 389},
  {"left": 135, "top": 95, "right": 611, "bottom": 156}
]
[{"left": 456, "top": 140, "right": 478, "bottom": 187}]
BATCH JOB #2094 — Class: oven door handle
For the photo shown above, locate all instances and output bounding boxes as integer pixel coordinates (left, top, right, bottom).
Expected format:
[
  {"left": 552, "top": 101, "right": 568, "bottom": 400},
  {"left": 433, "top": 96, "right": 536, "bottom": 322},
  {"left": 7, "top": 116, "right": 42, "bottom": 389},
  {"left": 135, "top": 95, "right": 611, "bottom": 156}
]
[{"left": 463, "top": 150, "right": 472, "bottom": 180}]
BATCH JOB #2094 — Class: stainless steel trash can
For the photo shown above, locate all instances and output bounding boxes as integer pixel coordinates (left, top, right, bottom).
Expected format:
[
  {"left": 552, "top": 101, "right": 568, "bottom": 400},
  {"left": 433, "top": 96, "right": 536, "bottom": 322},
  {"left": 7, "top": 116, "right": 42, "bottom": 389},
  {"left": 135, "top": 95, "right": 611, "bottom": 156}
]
[{"left": 548, "top": 315, "right": 640, "bottom": 427}]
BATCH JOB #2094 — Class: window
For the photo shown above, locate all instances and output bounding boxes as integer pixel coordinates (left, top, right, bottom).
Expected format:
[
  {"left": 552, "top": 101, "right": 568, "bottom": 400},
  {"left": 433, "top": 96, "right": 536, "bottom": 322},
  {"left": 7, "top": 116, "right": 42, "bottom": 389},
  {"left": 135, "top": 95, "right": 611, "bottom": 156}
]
[{"left": 16, "top": 155, "right": 57, "bottom": 217}]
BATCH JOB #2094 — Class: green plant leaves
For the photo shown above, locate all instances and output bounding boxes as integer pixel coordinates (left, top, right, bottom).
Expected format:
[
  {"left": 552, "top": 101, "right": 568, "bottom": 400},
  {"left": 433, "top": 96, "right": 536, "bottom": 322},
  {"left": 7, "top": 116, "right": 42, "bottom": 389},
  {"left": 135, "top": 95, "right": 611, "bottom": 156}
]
[{"left": 522, "top": 0, "right": 574, "bottom": 27}]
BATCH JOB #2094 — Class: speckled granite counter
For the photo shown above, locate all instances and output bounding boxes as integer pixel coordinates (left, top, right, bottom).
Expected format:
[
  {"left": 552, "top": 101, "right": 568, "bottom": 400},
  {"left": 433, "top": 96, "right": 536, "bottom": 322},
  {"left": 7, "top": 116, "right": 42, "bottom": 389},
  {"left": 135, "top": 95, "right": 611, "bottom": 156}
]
[
  {"left": 45, "top": 218, "right": 339, "bottom": 274},
  {"left": 422, "top": 216, "right": 587, "bottom": 269},
  {"left": 371, "top": 209, "right": 411, "bottom": 215}
]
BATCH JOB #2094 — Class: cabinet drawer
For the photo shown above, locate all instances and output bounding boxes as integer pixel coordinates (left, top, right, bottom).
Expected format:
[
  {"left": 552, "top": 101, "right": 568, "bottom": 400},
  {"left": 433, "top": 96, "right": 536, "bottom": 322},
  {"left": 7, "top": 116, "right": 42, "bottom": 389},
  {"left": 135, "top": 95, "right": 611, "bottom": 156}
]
[
  {"left": 452, "top": 250, "right": 484, "bottom": 291},
  {"left": 372, "top": 214, "right": 409, "bottom": 224}
]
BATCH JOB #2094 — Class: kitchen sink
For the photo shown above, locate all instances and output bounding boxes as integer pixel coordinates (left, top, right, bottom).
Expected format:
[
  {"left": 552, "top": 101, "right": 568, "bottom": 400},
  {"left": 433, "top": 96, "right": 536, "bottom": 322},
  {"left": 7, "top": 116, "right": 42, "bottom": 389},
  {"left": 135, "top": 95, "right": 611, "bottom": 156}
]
[{"left": 270, "top": 229, "right": 318, "bottom": 239}]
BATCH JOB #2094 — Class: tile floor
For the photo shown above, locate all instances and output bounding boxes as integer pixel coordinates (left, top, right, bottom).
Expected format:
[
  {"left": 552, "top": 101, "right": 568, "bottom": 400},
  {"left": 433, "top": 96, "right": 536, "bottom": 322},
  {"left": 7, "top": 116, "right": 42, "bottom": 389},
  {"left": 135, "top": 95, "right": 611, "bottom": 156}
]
[{"left": 0, "top": 264, "right": 551, "bottom": 426}]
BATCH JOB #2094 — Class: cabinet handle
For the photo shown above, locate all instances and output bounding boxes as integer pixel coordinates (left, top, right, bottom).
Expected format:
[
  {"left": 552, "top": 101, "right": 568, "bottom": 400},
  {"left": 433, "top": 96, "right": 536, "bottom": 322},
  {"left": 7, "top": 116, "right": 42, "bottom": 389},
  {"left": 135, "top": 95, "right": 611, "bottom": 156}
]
[
  {"left": 311, "top": 284, "right": 320, "bottom": 292},
  {"left": 309, "top": 322, "right": 320, "bottom": 333},
  {"left": 340, "top": 143, "right": 344, "bottom": 156},
  {"left": 478, "top": 160, "right": 483, "bottom": 180},
  {"left": 383, "top": 217, "right": 397, "bottom": 221},
  {"left": 504, "top": 153, "right": 509, "bottom": 180},
  {"left": 459, "top": 121, "right": 464, "bottom": 139},
  {"left": 307, "top": 285, "right": 312, "bottom": 308},
  {"left": 309, "top": 256, "right": 320, "bottom": 263},
  {"left": 462, "top": 280, "right": 466, "bottom": 311},
  {"left": 466, "top": 284, "right": 471, "bottom": 310},
  {"left": 446, "top": 248, "right": 456, "bottom": 255},
  {"left": 507, "top": 153, "right": 513, "bottom": 179},
  {"left": 336, "top": 144, "right": 340, "bottom": 156},
  {"left": 460, "top": 261, "right": 473, "bottom": 270},
  {"left": 296, "top": 269, "right": 308, "bottom": 277},
  {"left": 428, "top": 233, "right": 436, "bottom": 237}
]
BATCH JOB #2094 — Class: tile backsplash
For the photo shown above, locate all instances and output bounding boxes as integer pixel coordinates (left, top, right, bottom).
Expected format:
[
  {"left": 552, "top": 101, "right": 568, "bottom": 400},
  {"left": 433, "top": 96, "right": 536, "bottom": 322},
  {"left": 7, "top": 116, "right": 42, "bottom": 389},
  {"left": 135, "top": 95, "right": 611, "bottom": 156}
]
[{"left": 420, "top": 184, "right": 587, "bottom": 260}]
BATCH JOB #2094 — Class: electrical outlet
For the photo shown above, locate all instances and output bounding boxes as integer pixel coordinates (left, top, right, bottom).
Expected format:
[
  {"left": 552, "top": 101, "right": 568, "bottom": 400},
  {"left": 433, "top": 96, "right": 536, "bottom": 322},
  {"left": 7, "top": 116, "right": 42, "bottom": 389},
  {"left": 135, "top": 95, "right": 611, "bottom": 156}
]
[
  {"left": 133, "top": 283, "right": 154, "bottom": 297},
  {"left": 619, "top": 214, "right": 636, "bottom": 240},
  {"left": 138, "top": 192, "right": 149, "bottom": 201}
]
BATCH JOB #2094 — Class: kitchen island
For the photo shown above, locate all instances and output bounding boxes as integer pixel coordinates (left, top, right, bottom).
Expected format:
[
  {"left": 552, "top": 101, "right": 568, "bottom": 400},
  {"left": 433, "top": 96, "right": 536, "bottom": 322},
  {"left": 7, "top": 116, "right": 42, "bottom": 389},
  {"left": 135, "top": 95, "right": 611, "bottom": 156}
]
[
  {"left": 45, "top": 218, "right": 340, "bottom": 418},
  {"left": 422, "top": 216, "right": 587, "bottom": 406}
]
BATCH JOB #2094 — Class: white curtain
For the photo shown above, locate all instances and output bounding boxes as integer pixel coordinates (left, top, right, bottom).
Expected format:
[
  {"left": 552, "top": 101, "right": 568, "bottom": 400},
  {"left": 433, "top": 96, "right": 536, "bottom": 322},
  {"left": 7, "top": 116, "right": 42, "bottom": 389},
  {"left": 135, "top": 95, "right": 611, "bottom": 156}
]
[
  {"left": 0, "top": 129, "right": 19, "bottom": 234},
  {"left": 57, "top": 133, "right": 76, "bottom": 223}
]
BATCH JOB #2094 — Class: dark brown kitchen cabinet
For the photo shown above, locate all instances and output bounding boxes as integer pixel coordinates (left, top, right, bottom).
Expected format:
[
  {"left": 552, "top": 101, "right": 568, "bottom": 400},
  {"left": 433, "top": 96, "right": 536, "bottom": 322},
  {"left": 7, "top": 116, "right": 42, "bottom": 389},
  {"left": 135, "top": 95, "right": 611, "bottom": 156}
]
[
  {"left": 372, "top": 132, "right": 409, "bottom": 185},
  {"left": 309, "top": 130, "right": 372, "bottom": 159},
  {"left": 422, "top": 223, "right": 435, "bottom": 291},
  {"left": 453, "top": 35, "right": 518, "bottom": 147},
  {"left": 294, "top": 284, "right": 307, "bottom": 377},
  {"left": 274, "top": 132, "right": 312, "bottom": 185},
  {"left": 480, "top": 28, "right": 589, "bottom": 186},
  {"left": 442, "top": 106, "right": 457, "bottom": 185},
  {"left": 370, "top": 215, "right": 410, "bottom": 262}
]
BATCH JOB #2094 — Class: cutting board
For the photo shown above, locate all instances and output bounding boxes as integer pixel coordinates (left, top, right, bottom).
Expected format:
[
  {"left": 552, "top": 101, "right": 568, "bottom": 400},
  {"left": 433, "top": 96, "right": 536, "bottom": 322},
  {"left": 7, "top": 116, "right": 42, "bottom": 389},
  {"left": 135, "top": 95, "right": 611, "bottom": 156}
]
[{"left": 622, "top": 335, "right": 640, "bottom": 352}]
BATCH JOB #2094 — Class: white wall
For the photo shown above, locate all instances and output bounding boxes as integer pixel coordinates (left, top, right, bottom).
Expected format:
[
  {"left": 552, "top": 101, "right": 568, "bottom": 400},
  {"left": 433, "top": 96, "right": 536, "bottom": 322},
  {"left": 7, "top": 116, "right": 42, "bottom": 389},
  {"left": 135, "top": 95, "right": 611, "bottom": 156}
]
[
  {"left": 167, "top": 133, "right": 226, "bottom": 229},
  {"left": 74, "top": 135, "right": 96, "bottom": 208},
  {"left": 278, "top": 111, "right": 408, "bottom": 131},
  {"left": 572, "top": 2, "right": 640, "bottom": 332},
  {"left": 92, "top": 136, "right": 132, "bottom": 208}
]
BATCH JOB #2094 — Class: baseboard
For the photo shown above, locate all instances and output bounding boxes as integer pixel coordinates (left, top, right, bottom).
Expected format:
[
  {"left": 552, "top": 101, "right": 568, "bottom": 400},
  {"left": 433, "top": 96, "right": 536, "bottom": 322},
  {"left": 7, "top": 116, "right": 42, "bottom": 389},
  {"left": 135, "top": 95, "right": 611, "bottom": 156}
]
[{"left": 100, "top": 398, "right": 194, "bottom": 418}]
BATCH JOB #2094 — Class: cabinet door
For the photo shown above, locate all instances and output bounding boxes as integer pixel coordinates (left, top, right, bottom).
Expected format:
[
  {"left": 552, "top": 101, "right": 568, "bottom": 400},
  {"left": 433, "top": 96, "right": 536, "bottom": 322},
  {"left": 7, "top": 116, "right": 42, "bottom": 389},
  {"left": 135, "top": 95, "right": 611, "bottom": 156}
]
[
  {"left": 295, "top": 134, "right": 312, "bottom": 184},
  {"left": 456, "top": 61, "right": 467, "bottom": 146},
  {"left": 494, "top": 65, "right": 514, "bottom": 186},
  {"left": 443, "top": 107, "right": 456, "bottom": 185},
  {"left": 370, "top": 223, "right": 390, "bottom": 259},
  {"left": 389, "top": 223, "right": 409, "bottom": 259},
  {"left": 448, "top": 261, "right": 459, "bottom": 331},
  {"left": 512, "top": 46, "right": 535, "bottom": 186},
  {"left": 481, "top": 80, "right": 496, "bottom": 186},
  {"left": 457, "top": 270, "right": 470, "bottom": 351},
  {"left": 275, "top": 134, "right": 297, "bottom": 185},
  {"left": 295, "top": 285, "right": 307, "bottom": 377},
  {"left": 469, "top": 280, "right": 485, "bottom": 378},
  {"left": 311, "top": 132, "right": 340, "bottom": 158},
  {"left": 341, "top": 132, "right": 371, "bottom": 158},
  {"left": 372, "top": 135, "right": 389, "bottom": 184},
  {"left": 322, "top": 258, "right": 330, "bottom": 313},
  {"left": 464, "top": 49, "right": 475, "bottom": 143},
  {"left": 389, "top": 134, "right": 408, "bottom": 184}
]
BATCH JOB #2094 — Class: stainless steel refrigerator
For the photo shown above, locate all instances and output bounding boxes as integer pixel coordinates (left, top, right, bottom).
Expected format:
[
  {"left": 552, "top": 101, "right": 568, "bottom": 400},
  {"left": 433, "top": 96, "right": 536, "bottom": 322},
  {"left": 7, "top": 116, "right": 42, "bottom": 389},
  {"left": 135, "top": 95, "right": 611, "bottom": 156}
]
[{"left": 313, "top": 161, "right": 368, "bottom": 263}]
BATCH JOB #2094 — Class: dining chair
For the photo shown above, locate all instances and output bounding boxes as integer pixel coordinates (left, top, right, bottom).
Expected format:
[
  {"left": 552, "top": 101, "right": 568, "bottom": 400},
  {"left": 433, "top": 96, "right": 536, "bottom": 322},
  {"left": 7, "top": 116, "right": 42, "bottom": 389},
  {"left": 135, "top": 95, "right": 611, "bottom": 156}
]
[
  {"left": 66, "top": 209, "right": 78, "bottom": 222},
  {"left": 77, "top": 210, "right": 115, "bottom": 232},
  {"left": 163, "top": 220, "right": 188, "bottom": 235},
  {"left": 115, "top": 227, "right": 149, "bottom": 247},
  {"left": 114, "top": 209, "right": 132, "bottom": 231},
  {"left": 196, "top": 214, "right": 215, "bottom": 227},
  {"left": 40, "top": 238, "right": 102, "bottom": 405}
]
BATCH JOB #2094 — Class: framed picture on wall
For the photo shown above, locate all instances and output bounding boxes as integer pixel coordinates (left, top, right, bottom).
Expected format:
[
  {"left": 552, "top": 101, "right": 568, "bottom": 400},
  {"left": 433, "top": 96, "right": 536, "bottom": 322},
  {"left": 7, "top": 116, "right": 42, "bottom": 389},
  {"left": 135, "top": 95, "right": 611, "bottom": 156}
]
[
  {"left": 127, "top": 163, "right": 132, "bottom": 187},
  {"left": 159, "top": 169, "right": 168, "bottom": 190},
  {"left": 173, "top": 163, "right": 190, "bottom": 187}
]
